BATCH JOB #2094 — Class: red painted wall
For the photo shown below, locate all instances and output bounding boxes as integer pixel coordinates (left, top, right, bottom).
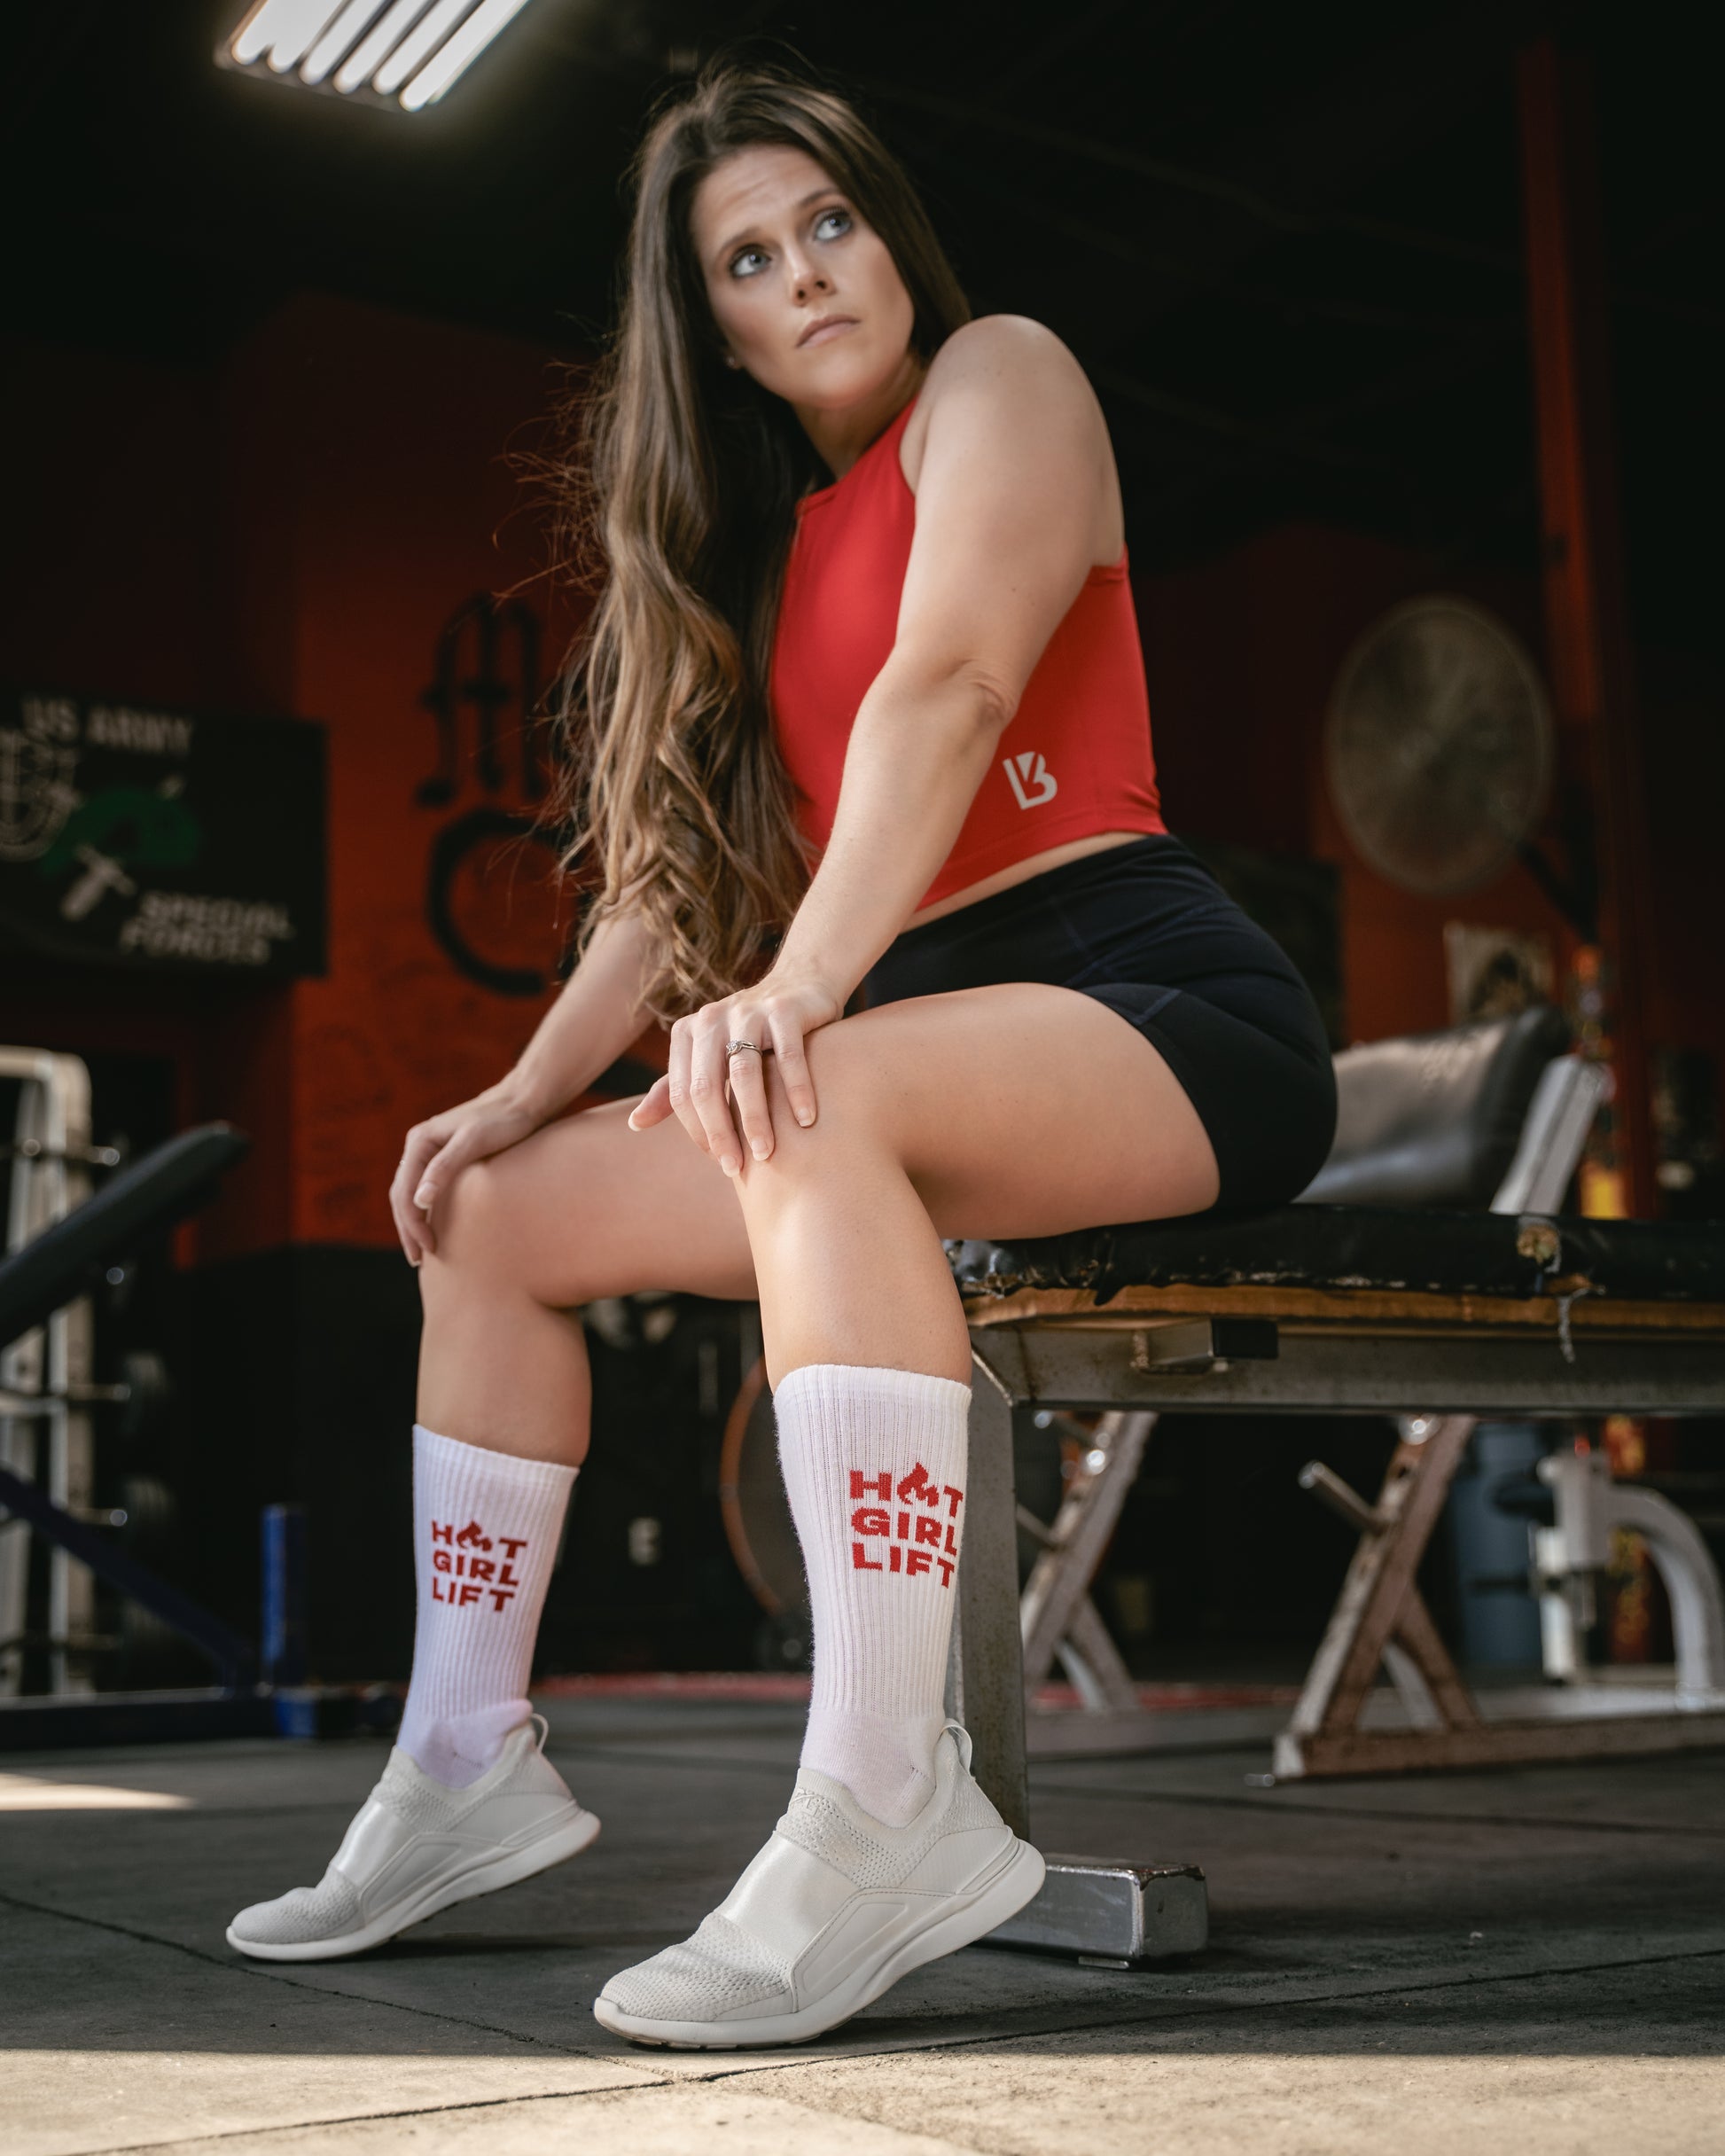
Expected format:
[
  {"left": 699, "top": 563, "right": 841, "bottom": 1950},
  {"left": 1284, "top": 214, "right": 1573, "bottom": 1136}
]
[
  {"left": 1139, "top": 521, "right": 1724, "bottom": 1100},
  {"left": 4, "top": 296, "right": 605, "bottom": 1254},
  {"left": 221, "top": 296, "right": 590, "bottom": 1246}
]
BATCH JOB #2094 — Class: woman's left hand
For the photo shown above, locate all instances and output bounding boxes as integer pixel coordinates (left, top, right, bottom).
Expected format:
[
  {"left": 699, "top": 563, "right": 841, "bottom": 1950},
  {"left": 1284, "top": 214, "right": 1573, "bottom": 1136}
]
[{"left": 628, "top": 970, "right": 843, "bottom": 1173}]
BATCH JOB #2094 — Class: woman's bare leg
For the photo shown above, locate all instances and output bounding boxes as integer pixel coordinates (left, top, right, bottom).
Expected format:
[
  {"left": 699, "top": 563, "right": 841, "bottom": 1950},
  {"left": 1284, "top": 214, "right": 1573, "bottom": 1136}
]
[
  {"left": 594, "top": 982, "right": 1217, "bottom": 2040},
  {"left": 730, "top": 983, "right": 1214, "bottom": 1815},
  {"left": 415, "top": 1098, "right": 758, "bottom": 1464},
  {"left": 733, "top": 982, "right": 1218, "bottom": 1382},
  {"left": 226, "top": 1104, "right": 764, "bottom": 1955},
  {"left": 415, "top": 980, "right": 1211, "bottom": 1442}
]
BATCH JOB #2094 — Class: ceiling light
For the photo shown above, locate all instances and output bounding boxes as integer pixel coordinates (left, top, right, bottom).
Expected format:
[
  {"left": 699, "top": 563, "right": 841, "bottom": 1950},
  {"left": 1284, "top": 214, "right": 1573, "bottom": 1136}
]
[
  {"left": 333, "top": 1, "right": 433, "bottom": 92},
  {"left": 230, "top": 0, "right": 338, "bottom": 70},
  {"left": 300, "top": 0, "right": 394, "bottom": 85},
  {"left": 371, "top": 0, "right": 474, "bottom": 94},
  {"left": 220, "top": 0, "right": 541, "bottom": 111},
  {"left": 399, "top": 0, "right": 537, "bottom": 108}
]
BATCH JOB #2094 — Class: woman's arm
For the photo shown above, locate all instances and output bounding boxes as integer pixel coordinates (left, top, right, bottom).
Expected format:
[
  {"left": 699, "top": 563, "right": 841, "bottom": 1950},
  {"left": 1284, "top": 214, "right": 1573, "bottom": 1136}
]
[
  {"left": 509, "top": 906, "right": 655, "bottom": 1121},
  {"left": 390, "top": 906, "right": 651, "bottom": 1262},
  {"left": 632, "top": 316, "right": 1119, "bottom": 1173}
]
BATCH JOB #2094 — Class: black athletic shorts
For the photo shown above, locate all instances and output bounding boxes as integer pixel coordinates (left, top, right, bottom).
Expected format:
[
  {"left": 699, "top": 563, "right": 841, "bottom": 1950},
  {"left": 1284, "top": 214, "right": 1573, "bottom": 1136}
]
[{"left": 863, "top": 833, "right": 1338, "bottom": 1214}]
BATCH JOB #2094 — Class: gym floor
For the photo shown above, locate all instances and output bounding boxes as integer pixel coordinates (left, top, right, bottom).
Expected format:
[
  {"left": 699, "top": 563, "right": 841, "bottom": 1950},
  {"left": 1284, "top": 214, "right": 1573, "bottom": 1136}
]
[{"left": 7, "top": 1695, "right": 1722, "bottom": 2156}]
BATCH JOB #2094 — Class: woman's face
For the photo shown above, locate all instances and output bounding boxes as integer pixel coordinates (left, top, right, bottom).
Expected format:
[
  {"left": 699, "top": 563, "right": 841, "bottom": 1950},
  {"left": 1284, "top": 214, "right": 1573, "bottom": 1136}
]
[{"left": 690, "top": 145, "right": 916, "bottom": 413}]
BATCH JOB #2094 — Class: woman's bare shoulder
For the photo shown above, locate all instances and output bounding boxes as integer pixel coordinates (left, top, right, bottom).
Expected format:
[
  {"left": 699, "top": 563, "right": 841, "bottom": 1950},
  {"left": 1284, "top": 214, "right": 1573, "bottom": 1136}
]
[
  {"left": 904, "top": 316, "right": 1101, "bottom": 476},
  {"left": 931, "top": 312, "right": 1078, "bottom": 368}
]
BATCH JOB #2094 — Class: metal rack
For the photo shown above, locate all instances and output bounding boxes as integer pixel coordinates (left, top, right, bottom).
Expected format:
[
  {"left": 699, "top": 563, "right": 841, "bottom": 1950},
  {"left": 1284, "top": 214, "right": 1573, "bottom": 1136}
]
[{"left": 0, "top": 1050, "right": 111, "bottom": 1696}]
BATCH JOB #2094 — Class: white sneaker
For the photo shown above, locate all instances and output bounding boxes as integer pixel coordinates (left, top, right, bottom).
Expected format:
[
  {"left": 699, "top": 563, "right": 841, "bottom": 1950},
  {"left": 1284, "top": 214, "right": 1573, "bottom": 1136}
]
[
  {"left": 592, "top": 1722, "right": 1043, "bottom": 2048},
  {"left": 226, "top": 1718, "right": 599, "bottom": 1962}
]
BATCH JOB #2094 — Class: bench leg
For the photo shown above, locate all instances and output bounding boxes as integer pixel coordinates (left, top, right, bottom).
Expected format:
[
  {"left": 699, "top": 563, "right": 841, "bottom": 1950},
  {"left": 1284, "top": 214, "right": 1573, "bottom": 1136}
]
[
  {"left": 948, "top": 1363, "right": 1031, "bottom": 1838},
  {"left": 955, "top": 1352, "right": 1211, "bottom": 1965}
]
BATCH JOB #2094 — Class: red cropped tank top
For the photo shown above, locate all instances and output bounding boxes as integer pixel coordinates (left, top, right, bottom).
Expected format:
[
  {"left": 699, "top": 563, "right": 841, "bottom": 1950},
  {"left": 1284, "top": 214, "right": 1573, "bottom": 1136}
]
[{"left": 770, "top": 395, "right": 1166, "bottom": 910}]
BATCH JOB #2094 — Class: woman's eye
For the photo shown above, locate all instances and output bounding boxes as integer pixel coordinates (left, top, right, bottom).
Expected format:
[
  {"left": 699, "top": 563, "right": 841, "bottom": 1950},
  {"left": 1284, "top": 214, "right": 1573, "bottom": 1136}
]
[
  {"left": 730, "top": 246, "right": 769, "bottom": 277},
  {"left": 814, "top": 208, "right": 852, "bottom": 241}
]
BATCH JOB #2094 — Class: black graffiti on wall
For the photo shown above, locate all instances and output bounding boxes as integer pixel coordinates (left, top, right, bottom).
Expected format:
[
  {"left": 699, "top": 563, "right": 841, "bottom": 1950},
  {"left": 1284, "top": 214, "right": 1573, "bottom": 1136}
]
[
  {"left": 417, "top": 594, "right": 566, "bottom": 998},
  {"left": 417, "top": 593, "right": 547, "bottom": 811}
]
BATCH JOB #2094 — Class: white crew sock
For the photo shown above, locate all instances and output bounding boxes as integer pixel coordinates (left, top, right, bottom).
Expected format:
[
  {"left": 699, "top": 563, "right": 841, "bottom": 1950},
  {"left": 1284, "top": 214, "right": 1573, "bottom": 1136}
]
[
  {"left": 395, "top": 1424, "right": 576, "bottom": 1788},
  {"left": 776, "top": 1363, "right": 972, "bottom": 1827}
]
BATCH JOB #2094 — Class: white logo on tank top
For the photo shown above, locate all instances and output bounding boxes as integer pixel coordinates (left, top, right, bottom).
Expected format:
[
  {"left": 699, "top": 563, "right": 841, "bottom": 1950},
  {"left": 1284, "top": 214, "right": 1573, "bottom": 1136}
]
[{"left": 1003, "top": 751, "right": 1058, "bottom": 809}]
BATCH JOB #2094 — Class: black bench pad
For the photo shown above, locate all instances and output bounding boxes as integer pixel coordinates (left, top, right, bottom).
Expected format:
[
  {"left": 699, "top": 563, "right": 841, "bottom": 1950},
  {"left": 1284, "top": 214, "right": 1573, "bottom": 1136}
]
[{"left": 948, "top": 1207, "right": 1725, "bottom": 1308}]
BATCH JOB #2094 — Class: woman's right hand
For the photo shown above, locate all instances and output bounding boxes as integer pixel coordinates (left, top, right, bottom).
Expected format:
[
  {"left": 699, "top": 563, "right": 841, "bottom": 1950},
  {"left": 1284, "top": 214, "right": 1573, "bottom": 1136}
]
[{"left": 389, "top": 1082, "right": 547, "bottom": 1266}]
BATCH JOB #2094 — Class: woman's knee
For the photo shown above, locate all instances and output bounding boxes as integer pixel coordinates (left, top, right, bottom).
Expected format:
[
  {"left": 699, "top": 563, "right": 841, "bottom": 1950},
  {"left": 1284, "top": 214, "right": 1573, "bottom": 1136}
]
[
  {"left": 423, "top": 1152, "right": 523, "bottom": 1280},
  {"left": 424, "top": 1109, "right": 727, "bottom": 1307},
  {"left": 426, "top": 1121, "right": 593, "bottom": 1286},
  {"left": 754, "top": 1017, "right": 902, "bottom": 1175}
]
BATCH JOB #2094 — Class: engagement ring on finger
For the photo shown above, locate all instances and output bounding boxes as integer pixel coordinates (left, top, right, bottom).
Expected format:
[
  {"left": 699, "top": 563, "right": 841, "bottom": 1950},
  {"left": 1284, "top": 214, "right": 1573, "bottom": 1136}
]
[{"left": 724, "top": 1039, "right": 772, "bottom": 1058}]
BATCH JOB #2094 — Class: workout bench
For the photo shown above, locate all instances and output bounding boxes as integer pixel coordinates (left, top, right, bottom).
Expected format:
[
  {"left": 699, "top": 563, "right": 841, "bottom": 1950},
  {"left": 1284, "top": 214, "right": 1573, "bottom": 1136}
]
[{"left": 956, "top": 1010, "right": 1725, "bottom": 1964}]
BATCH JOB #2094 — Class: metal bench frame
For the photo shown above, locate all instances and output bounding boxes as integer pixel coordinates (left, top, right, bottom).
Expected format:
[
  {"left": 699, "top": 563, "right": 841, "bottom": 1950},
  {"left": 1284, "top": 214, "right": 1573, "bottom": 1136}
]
[
  {"left": 958, "top": 1269, "right": 1725, "bottom": 1794},
  {"left": 952, "top": 1219, "right": 1725, "bottom": 1960}
]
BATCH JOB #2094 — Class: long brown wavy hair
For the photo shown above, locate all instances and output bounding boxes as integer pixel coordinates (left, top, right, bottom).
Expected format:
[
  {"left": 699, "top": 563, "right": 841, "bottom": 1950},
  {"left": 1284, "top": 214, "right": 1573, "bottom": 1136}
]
[{"left": 553, "top": 59, "right": 971, "bottom": 1020}]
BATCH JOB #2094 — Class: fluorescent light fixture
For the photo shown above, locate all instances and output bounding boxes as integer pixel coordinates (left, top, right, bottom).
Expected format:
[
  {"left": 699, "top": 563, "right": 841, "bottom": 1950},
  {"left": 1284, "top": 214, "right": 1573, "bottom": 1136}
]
[
  {"left": 221, "top": 0, "right": 540, "bottom": 110},
  {"left": 400, "top": 0, "right": 538, "bottom": 108},
  {"left": 300, "top": 0, "right": 393, "bottom": 84},
  {"left": 371, "top": 0, "right": 472, "bottom": 93},
  {"left": 332, "top": 0, "right": 433, "bottom": 91},
  {"left": 231, "top": 0, "right": 340, "bottom": 70}
]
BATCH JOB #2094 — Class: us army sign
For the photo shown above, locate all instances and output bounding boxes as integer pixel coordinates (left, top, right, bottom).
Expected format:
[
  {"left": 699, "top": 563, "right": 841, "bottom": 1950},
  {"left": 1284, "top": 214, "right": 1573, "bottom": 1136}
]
[{"left": 0, "top": 690, "right": 326, "bottom": 979}]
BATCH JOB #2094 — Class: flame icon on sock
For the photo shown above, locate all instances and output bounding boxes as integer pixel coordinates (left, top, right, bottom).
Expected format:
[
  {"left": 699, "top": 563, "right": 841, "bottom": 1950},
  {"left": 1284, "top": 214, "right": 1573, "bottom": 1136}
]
[{"left": 897, "top": 1463, "right": 942, "bottom": 1506}]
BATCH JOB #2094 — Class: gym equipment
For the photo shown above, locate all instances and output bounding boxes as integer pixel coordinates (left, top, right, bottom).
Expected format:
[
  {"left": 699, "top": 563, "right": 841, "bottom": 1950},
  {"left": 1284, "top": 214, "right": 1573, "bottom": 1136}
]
[
  {"left": 2, "top": 1049, "right": 101, "bottom": 1696},
  {"left": 0, "top": 1062, "right": 267, "bottom": 1743},
  {"left": 1515, "top": 1448, "right": 1725, "bottom": 1695},
  {"left": 937, "top": 1008, "right": 1725, "bottom": 1961},
  {"left": 1324, "top": 597, "right": 1555, "bottom": 899},
  {"left": 1016, "top": 1408, "right": 1154, "bottom": 1713},
  {"left": 1440, "top": 1421, "right": 1547, "bottom": 1667},
  {"left": 712, "top": 1007, "right": 1725, "bottom": 1956},
  {"left": 971, "top": 1004, "right": 1705, "bottom": 1745},
  {"left": 952, "top": 1207, "right": 1725, "bottom": 1955},
  {"left": 1281, "top": 1003, "right": 1719, "bottom": 1738}
]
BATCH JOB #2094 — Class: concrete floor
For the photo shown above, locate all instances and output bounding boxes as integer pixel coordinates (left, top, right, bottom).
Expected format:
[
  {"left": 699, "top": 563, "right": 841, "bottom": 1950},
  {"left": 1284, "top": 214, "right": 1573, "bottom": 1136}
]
[{"left": 4, "top": 1693, "right": 1723, "bottom": 2156}]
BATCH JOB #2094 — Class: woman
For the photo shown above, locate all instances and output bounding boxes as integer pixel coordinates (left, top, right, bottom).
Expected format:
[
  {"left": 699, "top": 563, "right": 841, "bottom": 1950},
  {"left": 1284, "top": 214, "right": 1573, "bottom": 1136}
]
[{"left": 227, "top": 62, "right": 1335, "bottom": 2046}]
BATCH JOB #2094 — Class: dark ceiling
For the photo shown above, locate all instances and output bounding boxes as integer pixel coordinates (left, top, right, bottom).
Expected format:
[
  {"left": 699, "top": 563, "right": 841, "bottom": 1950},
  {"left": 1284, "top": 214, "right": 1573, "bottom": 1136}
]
[{"left": 7, "top": 1, "right": 1719, "bottom": 647}]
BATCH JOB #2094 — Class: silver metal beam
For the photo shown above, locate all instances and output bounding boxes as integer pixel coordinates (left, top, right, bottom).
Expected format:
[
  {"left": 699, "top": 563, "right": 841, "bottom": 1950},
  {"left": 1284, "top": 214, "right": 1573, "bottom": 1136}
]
[
  {"left": 956, "top": 1355, "right": 1214, "bottom": 1962},
  {"left": 970, "top": 1324, "right": 1725, "bottom": 1417},
  {"left": 947, "top": 1363, "right": 1030, "bottom": 1838}
]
